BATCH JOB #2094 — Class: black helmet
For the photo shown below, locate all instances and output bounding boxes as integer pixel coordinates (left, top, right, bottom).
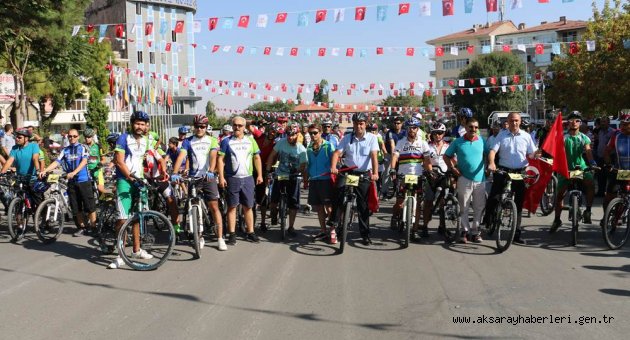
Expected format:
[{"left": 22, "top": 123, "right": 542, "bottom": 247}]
[
  {"left": 567, "top": 111, "right": 582, "bottom": 121},
  {"left": 106, "top": 133, "right": 120, "bottom": 145},
  {"left": 130, "top": 111, "right": 150, "bottom": 123},
  {"left": 15, "top": 128, "right": 32, "bottom": 138},
  {"left": 545, "top": 111, "right": 558, "bottom": 121},
  {"left": 352, "top": 112, "right": 368, "bottom": 122}
]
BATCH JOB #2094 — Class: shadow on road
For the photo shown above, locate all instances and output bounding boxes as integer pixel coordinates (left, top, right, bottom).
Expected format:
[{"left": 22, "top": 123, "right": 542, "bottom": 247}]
[
  {"left": 599, "top": 288, "right": 630, "bottom": 297},
  {"left": 21, "top": 237, "right": 110, "bottom": 267},
  {"left": 516, "top": 224, "right": 610, "bottom": 252}
]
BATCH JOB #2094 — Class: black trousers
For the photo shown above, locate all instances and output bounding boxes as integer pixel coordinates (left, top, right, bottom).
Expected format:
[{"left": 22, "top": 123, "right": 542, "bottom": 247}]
[
  {"left": 331, "top": 177, "right": 372, "bottom": 237},
  {"left": 484, "top": 170, "right": 526, "bottom": 230}
]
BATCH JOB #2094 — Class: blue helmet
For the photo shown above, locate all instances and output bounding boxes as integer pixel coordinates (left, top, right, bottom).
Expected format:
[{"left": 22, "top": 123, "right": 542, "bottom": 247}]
[
  {"left": 405, "top": 117, "right": 421, "bottom": 128},
  {"left": 130, "top": 111, "right": 150, "bottom": 123},
  {"left": 459, "top": 107, "right": 474, "bottom": 118},
  {"left": 178, "top": 126, "right": 190, "bottom": 134}
]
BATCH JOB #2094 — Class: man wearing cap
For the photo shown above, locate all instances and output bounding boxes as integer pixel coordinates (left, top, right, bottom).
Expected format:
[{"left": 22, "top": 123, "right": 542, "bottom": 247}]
[
  {"left": 320, "top": 118, "right": 339, "bottom": 149},
  {"left": 84, "top": 128, "right": 106, "bottom": 194}
]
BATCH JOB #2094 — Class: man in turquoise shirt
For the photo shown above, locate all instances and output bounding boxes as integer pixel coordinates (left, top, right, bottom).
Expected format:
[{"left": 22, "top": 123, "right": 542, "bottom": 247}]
[
  {"left": 444, "top": 118, "right": 486, "bottom": 244},
  {"left": 1, "top": 128, "right": 41, "bottom": 178}
]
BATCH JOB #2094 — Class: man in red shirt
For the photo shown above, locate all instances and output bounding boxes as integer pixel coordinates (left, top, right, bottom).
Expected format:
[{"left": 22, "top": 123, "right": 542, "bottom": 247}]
[{"left": 248, "top": 122, "right": 281, "bottom": 231}]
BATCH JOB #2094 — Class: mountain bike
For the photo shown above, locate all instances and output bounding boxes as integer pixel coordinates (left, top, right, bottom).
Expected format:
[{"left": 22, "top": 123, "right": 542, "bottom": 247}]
[
  {"left": 181, "top": 177, "right": 214, "bottom": 259},
  {"left": 602, "top": 168, "right": 630, "bottom": 249},
  {"left": 539, "top": 173, "right": 557, "bottom": 216},
  {"left": 392, "top": 173, "right": 424, "bottom": 248},
  {"left": 5, "top": 175, "right": 45, "bottom": 242},
  {"left": 428, "top": 169, "right": 460, "bottom": 243},
  {"left": 116, "top": 175, "right": 175, "bottom": 270},
  {"left": 272, "top": 172, "right": 302, "bottom": 241},
  {"left": 335, "top": 167, "right": 367, "bottom": 254},
  {"left": 565, "top": 166, "right": 598, "bottom": 247},
  {"left": 33, "top": 174, "right": 68, "bottom": 244}
]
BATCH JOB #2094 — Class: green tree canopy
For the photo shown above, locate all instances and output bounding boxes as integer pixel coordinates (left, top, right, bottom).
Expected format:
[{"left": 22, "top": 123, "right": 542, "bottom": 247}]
[
  {"left": 246, "top": 101, "right": 294, "bottom": 113},
  {"left": 312, "top": 79, "right": 329, "bottom": 104},
  {"left": 449, "top": 52, "right": 526, "bottom": 126},
  {"left": 380, "top": 94, "right": 423, "bottom": 107},
  {"left": 205, "top": 100, "right": 228, "bottom": 128}
]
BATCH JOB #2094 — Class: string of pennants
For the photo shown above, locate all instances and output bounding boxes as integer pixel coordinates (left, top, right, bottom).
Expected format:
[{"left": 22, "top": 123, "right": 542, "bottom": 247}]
[
  {"left": 74, "top": 0, "right": 576, "bottom": 38},
  {"left": 216, "top": 108, "right": 458, "bottom": 123}
]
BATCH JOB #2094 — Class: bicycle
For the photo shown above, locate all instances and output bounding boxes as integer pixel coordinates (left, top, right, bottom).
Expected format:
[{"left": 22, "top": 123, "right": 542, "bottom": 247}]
[
  {"left": 539, "top": 173, "right": 557, "bottom": 216},
  {"left": 180, "top": 176, "right": 215, "bottom": 259},
  {"left": 427, "top": 169, "right": 460, "bottom": 243},
  {"left": 335, "top": 167, "right": 368, "bottom": 253},
  {"left": 565, "top": 166, "right": 598, "bottom": 247},
  {"left": 391, "top": 173, "right": 424, "bottom": 248},
  {"left": 5, "top": 175, "right": 45, "bottom": 242},
  {"left": 94, "top": 174, "right": 118, "bottom": 254},
  {"left": 602, "top": 168, "right": 630, "bottom": 249},
  {"left": 115, "top": 175, "right": 175, "bottom": 270},
  {"left": 271, "top": 172, "right": 302, "bottom": 241},
  {"left": 33, "top": 174, "right": 69, "bottom": 244},
  {"left": 0, "top": 172, "right": 16, "bottom": 215}
]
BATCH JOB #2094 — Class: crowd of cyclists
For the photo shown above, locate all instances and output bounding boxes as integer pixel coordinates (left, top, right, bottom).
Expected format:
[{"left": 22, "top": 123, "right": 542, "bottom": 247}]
[{"left": 1, "top": 106, "right": 629, "bottom": 269}]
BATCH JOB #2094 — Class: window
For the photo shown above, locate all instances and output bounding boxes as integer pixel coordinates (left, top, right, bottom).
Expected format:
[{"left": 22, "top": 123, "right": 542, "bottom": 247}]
[
  {"left": 136, "top": 3, "right": 141, "bottom": 15},
  {"left": 455, "top": 41, "right": 469, "bottom": 49},
  {"left": 442, "top": 43, "right": 454, "bottom": 49},
  {"left": 137, "top": 51, "right": 143, "bottom": 63},
  {"left": 561, "top": 31, "right": 577, "bottom": 43},
  {"left": 479, "top": 39, "right": 491, "bottom": 47},
  {"left": 442, "top": 60, "right": 456, "bottom": 70},
  {"left": 172, "top": 31, "right": 177, "bottom": 42},
  {"left": 456, "top": 58, "right": 470, "bottom": 69},
  {"left": 149, "top": 52, "right": 155, "bottom": 64}
]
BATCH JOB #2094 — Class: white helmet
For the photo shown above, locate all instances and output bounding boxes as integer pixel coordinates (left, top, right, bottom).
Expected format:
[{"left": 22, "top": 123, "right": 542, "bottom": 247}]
[
  {"left": 413, "top": 112, "right": 423, "bottom": 120},
  {"left": 430, "top": 122, "right": 446, "bottom": 133},
  {"left": 222, "top": 124, "right": 233, "bottom": 132},
  {"left": 207, "top": 125, "right": 213, "bottom": 132}
]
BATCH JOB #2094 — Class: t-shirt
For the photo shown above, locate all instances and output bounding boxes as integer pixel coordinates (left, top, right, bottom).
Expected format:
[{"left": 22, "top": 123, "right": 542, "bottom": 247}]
[
  {"left": 337, "top": 132, "right": 379, "bottom": 172},
  {"left": 427, "top": 141, "right": 450, "bottom": 173},
  {"left": 87, "top": 143, "right": 102, "bottom": 172},
  {"left": 251, "top": 127, "right": 275, "bottom": 166},
  {"left": 385, "top": 129, "right": 406, "bottom": 154},
  {"left": 2, "top": 134, "right": 15, "bottom": 153},
  {"left": 180, "top": 135, "right": 220, "bottom": 177},
  {"left": 144, "top": 148, "right": 165, "bottom": 180},
  {"left": 444, "top": 135, "right": 485, "bottom": 182},
  {"left": 114, "top": 133, "right": 150, "bottom": 179},
  {"left": 564, "top": 132, "right": 590, "bottom": 172},
  {"left": 219, "top": 135, "right": 260, "bottom": 178},
  {"left": 10, "top": 142, "right": 40, "bottom": 177},
  {"left": 608, "top": 131, "right": 630, "bottom": 170},
  {"left": 274, "top": 139, "right": 308, "bottom": 177},
  {"left": 307, "top": 140, "right": 335, "bottom": 180},
  {"left": 394, "top": 137, "right": 431, "bottom": 175},
  {"left": 56, "top": 143, "right": 91, "bottom": 183}
]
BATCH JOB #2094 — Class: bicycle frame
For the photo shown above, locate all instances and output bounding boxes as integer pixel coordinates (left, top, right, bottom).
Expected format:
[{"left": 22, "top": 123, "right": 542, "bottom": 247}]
[{"left": 400, "top": 175, "right": 423, "bottom": 225}]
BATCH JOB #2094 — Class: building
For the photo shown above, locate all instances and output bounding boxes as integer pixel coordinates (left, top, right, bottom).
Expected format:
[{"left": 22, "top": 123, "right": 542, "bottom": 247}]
[
  {"left": 84, "top": 0, "right": 201, "bottom": 138},
  {"left": 426, "top": 21, "right": 519, "bottom": 110}
]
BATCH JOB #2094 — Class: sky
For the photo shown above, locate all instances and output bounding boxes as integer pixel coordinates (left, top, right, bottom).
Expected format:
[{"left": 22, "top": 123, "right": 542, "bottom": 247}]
[{"left": 192, "top": 0, "right": 605, "bottom": 114}]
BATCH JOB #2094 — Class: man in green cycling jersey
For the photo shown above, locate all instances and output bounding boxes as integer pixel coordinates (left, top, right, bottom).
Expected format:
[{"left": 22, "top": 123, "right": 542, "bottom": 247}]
[{"left": 84, "top": 128, "right": 106, "bottom": 194}]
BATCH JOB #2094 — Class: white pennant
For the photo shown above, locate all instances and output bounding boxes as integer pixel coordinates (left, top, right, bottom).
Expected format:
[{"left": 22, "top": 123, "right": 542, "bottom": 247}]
[{"left": 257, "top": 14, "right": 268, "bottom": 28}]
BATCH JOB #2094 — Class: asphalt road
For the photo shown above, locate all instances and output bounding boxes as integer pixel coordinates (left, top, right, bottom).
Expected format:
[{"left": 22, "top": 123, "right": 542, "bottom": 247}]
[{"left": 0, "top": 197, "right": 629, "bottom": 339}]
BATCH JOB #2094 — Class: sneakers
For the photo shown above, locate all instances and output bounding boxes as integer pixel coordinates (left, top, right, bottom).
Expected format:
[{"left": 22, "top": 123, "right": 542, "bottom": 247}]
[
  {"left": 329, "top": 230, "right": 337, "bottom": 244},
  {"left": 73, "top": 228, "right": 87, "bottom": 237},
  {"left": 131, "top": 249, "right": 154, "bottom": 260},
  {"left": 549, "top": 219, "right": 562, "bottom": 233},
  {"left": 287, "top": 227, "right": 297, "bottom": 237},
  {"left": 259, "top": 223, "right": 268, "bottom": 233},
  {"left": 227, "top": 233, "right": 237, "bottom": 245},
  {"left": 459, "top": 231, "right": 468, "bottom": 244},
  {"left": 513, "top": 230, "right": 527, "bottom": 245},
  {"left": 217, "top": 238, "right": 227, "bottom": 251},
  {"left": 472, "top": 234, "right": 483, "bottom": 243},
  {"left": 410, "top": 231, "right": 421, "bottom": 242},
  {"left": 270, "top": 216, "right": 278, "bottom": 226},
  {"left": 582, "top": 210, "right": 592, "bottom": 224},
  {"left": 199, "top": 236, "right": 205, "bottom": 249},
  {"left": 107, "top": 257, "right": 125, "bottom": 269},
  {"left": 361, "top": 235, "right": 372, "bottom": 246},
  {"left": 246, "top": 232, "right": 260, "bottom": 243}
]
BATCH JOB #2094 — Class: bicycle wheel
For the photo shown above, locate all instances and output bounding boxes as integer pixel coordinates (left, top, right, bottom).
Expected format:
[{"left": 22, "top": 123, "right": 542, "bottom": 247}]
[
  {"left": 602, "top": 198, "right": 630, "bottom": 250},
  {"left": 338, "top": 202, "right": 351, "bottom": 254},
  {"left": 539, "top": 176, "right": 557, "bottom": 216},
  {"left": 34, "top": 198, "right": 64, "bottom": 244},
  {"left": 237, "top": 205, "right": 247, "bottom": 235},
  {"left": 96, "top": 201, "right": 117, "bottom": 254},
  {"left": 7, "top": 197, "right": 28, "bottom": 242},
  {"left": 117, "top": 210, "right": 175, "bottom": 271},
  {"left": 403, "top": 197, "right": 413, "bottom": 248},
  {"left": 191, "top": 205, "right": 202, "bottom": 259},
  {"left": 495, "top": 199, "right": 517, "bottom": 253},
  {"left": 571, "top": 194, "right": 579, "bottom": 247},
  {"left": 279, "top": 198, "right": 287, "bottom": 241},
  {"left": 443, "top": 195, "right": 460, "bottom": 243}
]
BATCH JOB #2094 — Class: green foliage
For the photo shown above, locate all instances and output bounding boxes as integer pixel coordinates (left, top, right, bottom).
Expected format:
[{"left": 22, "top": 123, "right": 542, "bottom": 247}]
[
  {"left": 86, "top": 87, "right": 110, "bottom": 150},
  {"left": 205, "top": 100, "right": 229, "bottom": 128},
  {"left": 312, "top": 79, "right": 329, "bottom": 104},
  {"left": 546, "top": 0, "right": 630, "bottom": 117},
  {"left": 380, "top": 94, "right": 423, "bottom": 107},
  {"left": 246, "top": 101, "right": 294, "bottom": 113},
  {"left": 449, "top": 52, "right": 526, "bottom": 126}
]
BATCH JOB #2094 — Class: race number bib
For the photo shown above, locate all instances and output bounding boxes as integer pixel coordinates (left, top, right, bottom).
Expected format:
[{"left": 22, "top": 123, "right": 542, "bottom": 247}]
[
  {"left": 346, "top": 175, "right": 360, "bottom": 187},
  {"left": 404, "top": 175, "right": 419, "bottom": 184},
  {"left": 617, "top": 170, "right": 630, "bottom": 180}
]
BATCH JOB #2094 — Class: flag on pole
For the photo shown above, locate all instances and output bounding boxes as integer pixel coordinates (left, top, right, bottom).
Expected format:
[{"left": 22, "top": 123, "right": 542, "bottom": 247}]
[{"left": 542, "top": 113, "right": 570, "bottom": 179}]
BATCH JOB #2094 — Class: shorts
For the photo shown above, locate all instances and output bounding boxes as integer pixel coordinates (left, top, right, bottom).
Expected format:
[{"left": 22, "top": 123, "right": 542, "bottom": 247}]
[
  {"left": 148, "top": 179, "right": 174, "bottom": 199},
  {"left": 226, "top": 176, "right": 255, "bottom": 208},
  {"left": 188, "top": 177, "right": 219, "bottom": 201},
  {"left": 116, "top": 178, "right": 148, "bottom": 220},
  {"left": 557, "top": 171, "right": 593, "bottom": 190},
  {"left": 307, "top": 179, "right": 333, "bottom": 206},
  {"left": 67, "top": 181, "right": 96, "bottom": 215},
  {"left": 271, "top": 178, "right": 300, "bottom": 210}
]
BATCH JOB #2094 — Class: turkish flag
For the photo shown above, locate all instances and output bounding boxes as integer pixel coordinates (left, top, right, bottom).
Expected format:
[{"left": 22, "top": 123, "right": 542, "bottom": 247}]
[
  {"left": 145, "top": 22, "right": 153, "bottom": 35},
  {"left": 406, "top": 47, "right": 415, "bottom": 56},
  {"left": 88, "top": 36, "right": 95, "bottom": 44},
  {"left": 318, "top": 48, "right": 326, "bottom": 56},
  {"left": 236, "top": 46, "right": 244, "bottom": 54},
  {"left": 569, "top": 42, "right": 579, "bottom": 55},
  {"left": 355, "top": 7, "right": 366, "bottom": 21},
  {"left": 538, "top": 0, "right": 550, "bottom": 3},
  {"left": 87, "top": 24, "right": 95, "bottom": 33},
  {"left": 263, "top": 47, "right": 271, "bottom": 55},
  {"left": 523, "top": 157, "right": 553, "bottom": 213},
  {"left": 115, "top": 24, "right": 124, "bottom": 38},
  {"left": 467, "top": 45, "right": 475, "bottom": 54},
  {"left": 376, "top": 47, "right": 384, "bottom": 55},
  {"left": 208, "top": 18, "right": 218, "bottom": 31},
  {"left": 290, "top": 47, "right": 298, "bottom": 56},
  {"left": 332, "top": 84, "right": 338, "bottom": 91},
  {"left": 535, "top": 43, "right": 544, "bottom": 54},
  {"left": 542, "top": 113, "right": 570, "bottom": 179},
  {"left": 238, "top": 16, "right": 250, "bottom": 28},
  {"left": 435, "top": 47, "right": 444, "bottom": 56},
  {"left": 513, "top": 75, "right": 520, "bottom": 83},
  {"left": 346, "top": 48, "right": 354, "bottom": 57},
  {"left": 316, "top": 10, "right": 327, "bottom": 23},
  {"left": 399, "top": 3, "right": 410, "bottom": 15},
  {"left": 486, "top": 0, "right": 498, "bottom": 12},
  {"left": 442, "top": 0, "right": 454, "bottom": 16},
  {"left": 502, "top": 44, "right": 511, "bottom": 52},
  {"left": 165, "top": 42, "right": 171, "bottom": 52},
  {"left": 275, "top": 12, "right": 287, "bottom": 23},
  {"left": 212, "top": 45, "right": 220, "bottom": 53},
  {"left": 174, "top": 20, "right": 185, "bottom": 33},
  {"left": 490, "top": 76, "right": 497, "bottom": 84}
]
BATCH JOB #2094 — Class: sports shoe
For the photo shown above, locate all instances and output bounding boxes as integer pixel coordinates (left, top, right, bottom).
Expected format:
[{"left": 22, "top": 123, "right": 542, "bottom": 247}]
[
  {"left": 361, "top": 235, "right": 372, "bottom": 246},
  {"left": 227, "top": 233, "right": 237, "bottom": 245},
  {"left": 107, "top": 257, "right": 125, "bottom": 269},
  {"left": 513, "top": 230, "right": 527, "bottom": 245},
  {"left": 582, "top": 210, "right": 592, "bottom": 224},
  {"left": 246, "top": 232, "right": 260, "bottom": 243},
  {"left": 329, "top": 230, "right": 337, "bottom": 244},
  {"left": 173, "top": 224, "right": 182, "bottom": 233},
  {"left": 259, "top": 223, "right": 268, "bottom": 233},
  {"left": 217, "top": 238, "right": 227, "bottom": 251},
  {"left": 131, "top": 249, "right": 154, "bottom": 260},
  {"left": 459, "top": 231, "right": 468, "bottom": 244},
  {"left": 270, "top": 216, "right": 278, "bottom": 226},
  {"left": 411, "top": 231, "right": 421, "bottom": 242},
  {"left": 73, "top": 228, "right": 87, "bottom": 237},
  {"left": 199, "top": 236, "right": 205, "bottom": 249},
  {"left": 287, "top": 227, "right": 297, "bottom": 237},
  {"left": 549, "top": 219, "right": 562, "bottom": 233},
  {"left": 472, "top": 234, "right": 483, "bottom": 243}
]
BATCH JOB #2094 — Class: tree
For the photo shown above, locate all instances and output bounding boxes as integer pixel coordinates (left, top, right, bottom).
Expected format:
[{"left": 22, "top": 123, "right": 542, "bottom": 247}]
[
  {"left": 86, "top": 87, "right": 110, "bottom": 151},
  {"left": 380, "top": 94, "right": 423, "bottom": 107},
  {"left": 449, "top": 52, "right": 526, "bottom": 126},
  {"left": 246, "top": 101, "right": 294, "bottom": 113},
  {"left": 312, "top": 79, "right": 329, "bottom": 104},
  {"left": 421, "top": 91, "right": 435, "bottom": 109},
  {"left": 205, "top": 100, "right": 228, "bottom": 128},
  {"left": 546, "top": 0, "right": 630, "bottom": 117}
]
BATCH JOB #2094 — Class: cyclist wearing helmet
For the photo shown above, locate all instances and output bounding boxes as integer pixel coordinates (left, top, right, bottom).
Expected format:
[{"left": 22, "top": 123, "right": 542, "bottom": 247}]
[
  {"left": 367, "top": 123, "right": 387, "bottom": 175},
  {"left": 219, "top": 124, "right": 233, "bottom": 143},
  {"left": 248, "top": 122, "right": 280, "bottom": 232},
  {"left": 83, "top": 128, "right": 106, "bottom": 195},
  {"left": 603, "top": 113, "right": 630, "bottom": 213},
  {"left": 108, "top": 111, "right": 154, "bottom": 269},
  {"left": 40, "top": 128, "right": 97, "bottom": 237},
  {"left": 266, "top": 122, "right": 308, "bottom": 237},
  {"left": 1, "top": 128, "right": 40, "bottom": 178},
  {"left": 549, "top": 111, "right": 597, "bottom": 232},
  {"left": 385, "top": 116, "right": 406, "bottom": 156},
  {"left": 320, "top": 118, "right": 339, "bottom": 149},
  {"left": 330, "top": 112, "right": 380, "bottom": 245},
  {"left": 421, "top": 122, "right": 451, "bottom": 238},
  {"left": 178, "top": 126, "right": 190, "bottom": 146},
  {"left": 389, "top": 117, "right": 432, "bottom": 240},
  {"left": 452, "top": 107, "right": 473, "bottom": 138}
]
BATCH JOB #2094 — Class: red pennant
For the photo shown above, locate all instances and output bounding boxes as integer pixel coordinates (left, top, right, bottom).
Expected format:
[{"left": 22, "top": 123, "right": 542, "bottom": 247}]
[
  {"left": 513, "top": 75, "right": 520, "bottom": 84},
  {"left": 538, "top": 0, "right": 550, "bottom": 3},
  {"left": 467, "top": 45, "right": 474, "bottom": 54},
  {"left": 147, "top": 41, "right": 152, "bottom": 47},
  {"left": 448, "top": 80, "right": 455, "bottom": 87},
  {"left": 490, "top": 76, "right": 497, "bottom": 85},
  {"left": 502, "top": 45, "right": 511, "bottom": 52},
  {"left": 469, "top": 78, "right": 475, "bottom": 85},
  {"left": 346, "top": 48, "right": 354, "bottom": 57},
  {"left": 442, "top": 0, "right": 454, "bottom": 16},
  {"left": 191, "top": 43, "right": 197, "bottom": 48},
  {"left": 435, "top": 47, "right": 444, "bottom": 56},
  {"left": 390, "top": 83, "right": 395, "bottom": 89},
  {"left": 406, "top": 48, "right": 415, "bottom": 56},
  {"left": 318, "top": 48, "right": 326, "bottom": 57},
  {"left": 459, "top": 89, "right": 465, "bottom": 95},
  {"left": 542, "top": 114, "right": 569, "bottom": 179},
  {"left": 369, "top": 83, "right": 375, "bottom": 90},
  {"left": 347, "top": 89, "right": 352, "bottom": 95},
  {"left": 378, "top": 90, "right": 383, "bottom": 95},
  {"left": 428, "top": 81, "right": 433, "bottom": 88},
  {"left": 355, "top": 7, "right": 366, "bottom": 21},
  {"left": 87, "top": 24, "right": 95, "bottom": 33},
  {"left": 526, "top": 84, "right": 533, "bottom": 91},
  {"left": 569, "top": 42, "right": 579, "bottom": 55},
  {"left": 399, "top": 3, "right": 410, "bottom": 15},
  {"left": 350, "top": 84, "right": 356, "bottom": 90},
  {"left": 212, "top": 45, "right": 220, "bottom": 53},
  {"left": 290, "top": 47, "right": 298, "bottom": 56},
  {"left": 264, "top": 47, "right": 272, "bottom": 55},
  {"left": 165, "top": 42, "right": 172, "bottom": 52},
  {"left": 475, "top": 87, "right": 481, "bottom": 93},
  {"left": 238, "top": 16, "right": 250, "bottom": 28},
  {"left": 275, "top": 12, "right": 287, "bottom": 23},
  {"left": 332, "top": 84, "right": 338, "bottom": 91},
  {"left": 115, "top": 24, "right": 124, "bottom": 38},
  {"left": 535, "top": 43, "right": 544, "bottom": 54},
  {"left": 174, "top": 20, "right": 185, "bottom": 33},
  {"left": 510, "top": 86, "right": 516, "bottom": 92},
  {"left": 425, "top": 90, "right": 431, "bottom": 96},
  {"left": 376, "top": 47, "right": 384, "bottom": 55},
  {"left": 88, "top": 36, "right": 95, "bottom": 44},
  {"left": 208, "top": 18, "right": 218, "bottom": 31},
  {"left": 145, "top": 22, "right": 153, "bottom": 35},
  {"left": 409, "top": 82, "right": 415, "bottom": 89},
  {"left": 409, "top": 89, "right": 415, "bottom": 96},
  {"left": 486, "top": 0, "right": 498, "bottom": 12},
  {"left": 316, "top": 10, "right": 327, "bottom": 23},
  {"left": 236, "top": 46, "right": 244, "bottom": 54}
]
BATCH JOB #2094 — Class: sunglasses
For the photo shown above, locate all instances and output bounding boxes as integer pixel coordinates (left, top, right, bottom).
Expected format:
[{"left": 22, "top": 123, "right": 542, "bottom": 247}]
[
  {"left": 309, "top": 131, "right": 320, "bottom": 135},
  {"left": 195, "top": 125, "right": 207, "bottom": 129},
  {"left": 323, "top": 125, "right": 332, "bottom": 128},
  {"left": 394, "top": 122, "right": 402, "bottom": 124},
  {"left": 68, "top": 135, "right": 79, "bottom": 138},
  {"left": 432, "top": 131, "right": 445, "bottom": 135}
]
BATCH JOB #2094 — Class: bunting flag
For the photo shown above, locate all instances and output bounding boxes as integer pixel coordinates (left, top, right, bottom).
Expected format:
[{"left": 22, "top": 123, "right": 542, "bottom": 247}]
[
  {"left": 257, "top": 14, "right": 268, "bottom": 28},
  {"left": 420, "top": 2, "right": 431, "bottom": 16},
  {"left": 399, "top": 3, "right": 410, "bottom": 15},
  {"left": 442, "top": 0, "right": 454, "bottom": 16},
  {"left": 115, "top": 24, "right": 124, "bottom": 38},
  {"left": 334, "top": 8, "right": 345, "bottom": 22},
  {"left": 276, "top": 12, "right": 288, "bottom": 23},
  {"left": 145, "top": 22, "right": 153, "bottom": 35},
  {"left": 465, "top": 0, "right": 474, "bottom": 14},
  {"left": 316, "top": 10, "right": 327, "bottom": 23},
  {"left": 72, "top": 25, "right": 80, "bottom": 36},
  {"left": 377, "top": 5, "right": 388, "bottom": 21},
  {"left": 208, "top": 18, "right": 218, "bottom": 30},
  {"left": 355, "top": 7, "right": 366, "bottom": 21},
  {"left": 174, "top": 20, "right": 185, "bottom": 33},
  {"left": 486, "top": 0, "right": 498, "bottom": 12},
  {"left": 237, "top": 16, "right": 250, "bottom": 28},
  {"left": 298, "top": 12, "right": 309, "bottom": 27}
]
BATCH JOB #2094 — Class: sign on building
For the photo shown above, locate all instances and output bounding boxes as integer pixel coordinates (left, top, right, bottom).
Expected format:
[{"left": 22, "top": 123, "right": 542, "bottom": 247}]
[{"left": 0, "top": 73, "right": 15, "bottom": 101}]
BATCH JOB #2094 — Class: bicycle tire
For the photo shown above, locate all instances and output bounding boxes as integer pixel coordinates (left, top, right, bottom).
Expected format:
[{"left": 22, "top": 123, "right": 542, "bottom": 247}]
[
  {"left": 96, "top": 201, "right": 117, "bottom": 254},
  {"left": 7, "top": 197, "right": 28, "bottom": 242},
  {"left": 539, "top": 176, "right": 557, "bottom": 216},
  {"left": 237, "top": 205, "right": 247, "bottom": 235},
  {"left": 495, "top": 199, "right": 517, "bottom": 253},
  {"left": 279, "top": 198, "right": 287, "bottom": 241},
  {"left": 403, "top": 197, "right": 413, "bottom": 248},
  {"left": 117, "top": 210, "right": 175, "bottom": 271},
  {"left": 571, "top": 194, "right": 579, "bottom": 247},
  {"left": 339, "top": 201, "right": 352, "bottom": 254},
  {"left": 602, "top": 197, "right": 630, "bottom": 250},
  {"left": 191, "top": 205, "right": 202, "bottom": 259},
  {"left": 443, "top": 194, "right": 460, "bottom": 243},
  {"left": 34, "top": 198, "right": 64, "bottom": 244}
]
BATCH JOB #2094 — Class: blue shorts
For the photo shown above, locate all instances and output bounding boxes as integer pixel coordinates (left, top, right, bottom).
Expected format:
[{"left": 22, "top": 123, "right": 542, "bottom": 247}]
[{"left": 226, "top": 176, "right": 255, "bottom": 208}]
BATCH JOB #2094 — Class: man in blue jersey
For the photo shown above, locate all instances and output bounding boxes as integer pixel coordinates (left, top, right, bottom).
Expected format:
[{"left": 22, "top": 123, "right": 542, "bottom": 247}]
[{"left": 320, "top": 118, "right": 339, "bottom": 149}]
